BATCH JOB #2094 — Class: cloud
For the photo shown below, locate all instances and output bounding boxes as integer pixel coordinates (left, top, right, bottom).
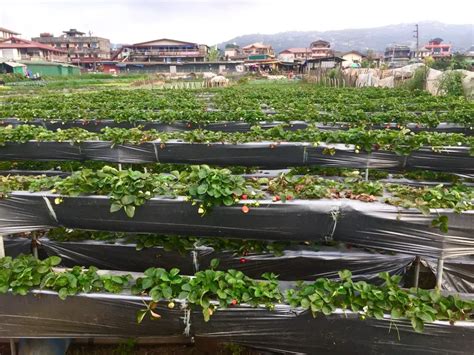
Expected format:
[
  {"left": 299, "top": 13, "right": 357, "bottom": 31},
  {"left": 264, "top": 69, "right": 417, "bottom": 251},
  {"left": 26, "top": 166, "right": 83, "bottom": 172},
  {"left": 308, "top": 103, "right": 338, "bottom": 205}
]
[{"left": 2, "top": 0, "right": 473, "bottom": 44}]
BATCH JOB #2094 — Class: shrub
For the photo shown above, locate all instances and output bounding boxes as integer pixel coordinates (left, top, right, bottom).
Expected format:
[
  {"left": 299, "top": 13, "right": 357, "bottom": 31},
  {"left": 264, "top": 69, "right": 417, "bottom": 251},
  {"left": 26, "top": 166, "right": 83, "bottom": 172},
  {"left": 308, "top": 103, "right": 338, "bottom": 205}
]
[
  {"left": 437, "top": 71, "right": 465, "bottom": 97},
  {"left": 404, "top": 66, "right": 428, "bottom": 91}
]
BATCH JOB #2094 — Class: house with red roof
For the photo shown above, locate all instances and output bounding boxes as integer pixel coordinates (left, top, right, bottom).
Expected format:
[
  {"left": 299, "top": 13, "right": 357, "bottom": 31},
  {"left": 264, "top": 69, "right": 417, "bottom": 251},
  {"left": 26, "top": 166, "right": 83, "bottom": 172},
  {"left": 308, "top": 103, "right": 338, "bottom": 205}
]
[
  {"left": 278, "top": 48, "right": 310, "bottom": 62},
  {"left": 0, "top": 37, "right": 67, "bottom": 62},
  {"left": 242, "top": 42, "right": 275, "bottom": 58},
  {"left": 424, "top": 38, "right": 452, "bottom": 58}
]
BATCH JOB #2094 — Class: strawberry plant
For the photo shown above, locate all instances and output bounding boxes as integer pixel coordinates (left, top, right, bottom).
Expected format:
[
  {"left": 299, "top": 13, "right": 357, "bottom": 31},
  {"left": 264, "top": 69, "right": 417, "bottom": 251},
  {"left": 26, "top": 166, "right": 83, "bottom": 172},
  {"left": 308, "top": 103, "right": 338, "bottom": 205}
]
[
  {"left": 46, "top": 228, "right": 295, "bottom": 256},
  {"left": 186, "top": 165, "right": 247, "bottom": 215},
  {"left": 0, "top": 255, "right": 130, "bottom": 299},
  {"left": 285, "top": 270, "right": 473, "bottom": 333},
  {"left": 2, "top": 168, "right": 472, "bottom": 230},
  {"left": 2, "top": 255, "right": 472, "bottom": 332}
]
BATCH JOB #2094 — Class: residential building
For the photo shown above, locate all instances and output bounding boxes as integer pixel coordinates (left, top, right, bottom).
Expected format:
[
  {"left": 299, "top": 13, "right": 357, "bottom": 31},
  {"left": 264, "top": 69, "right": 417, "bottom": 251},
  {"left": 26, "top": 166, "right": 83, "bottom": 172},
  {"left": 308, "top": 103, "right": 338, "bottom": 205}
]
[
  {"left": 341, "top": 50, "right": 366, "bottom": 68},
  {"left": 415, "top": 46, "right": 431, "bottom": 60},
  {"left": 384, "top": 45, "right": 411, "bottom": 68},
  {"left": 113, "top": 38, "right": 209, "bottom": 63},
  {"left": 278, "top": 48, "right": 310, "bottom": 62},
  {"left": 0, "top": 37, "right": 67, "bottom": 62},
  {"left": 242, "top": 42, "right": 274, "bottom": 58},
  {"left": 310, "top": 40, "right": 333, "bottom": 57},
  {"left": 304, "top": 56, "right": 345, "bottom": 72},
  {"left": 32, "top": 29, "right": 111, "bottom": 66},
  {"left": 224, "top": 44, "right": 245, "bottom": 60},
  {"left": 424, "top": 38, "right": 452, "bottom": 58},
  {"left": 0, "top": 27, "right": 20, "bottom": 39}
]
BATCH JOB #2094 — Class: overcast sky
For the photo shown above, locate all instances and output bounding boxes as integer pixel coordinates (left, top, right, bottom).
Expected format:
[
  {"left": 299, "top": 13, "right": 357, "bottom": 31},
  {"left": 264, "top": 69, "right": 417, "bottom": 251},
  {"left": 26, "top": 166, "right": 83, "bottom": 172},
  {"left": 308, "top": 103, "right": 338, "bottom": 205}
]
[{"left": 2, "top": 0, "right": 473, "bottom": 44}]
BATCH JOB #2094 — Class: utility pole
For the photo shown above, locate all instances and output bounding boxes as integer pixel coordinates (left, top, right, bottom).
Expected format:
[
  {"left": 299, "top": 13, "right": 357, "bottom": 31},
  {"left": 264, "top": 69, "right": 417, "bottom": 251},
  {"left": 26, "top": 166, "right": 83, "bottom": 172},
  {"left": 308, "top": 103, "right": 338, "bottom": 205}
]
[
  {"left": 413, "top": 24, "right": 419, "bottom": 56},
  {"left": 89, "top": 30, "right": 96, "bottom": 72}
]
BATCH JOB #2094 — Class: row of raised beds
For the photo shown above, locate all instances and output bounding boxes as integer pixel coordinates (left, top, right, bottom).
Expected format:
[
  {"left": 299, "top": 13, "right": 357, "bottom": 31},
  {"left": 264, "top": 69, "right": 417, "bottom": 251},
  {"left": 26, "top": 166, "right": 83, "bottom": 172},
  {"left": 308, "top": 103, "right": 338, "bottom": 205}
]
[
  {"left": 1, "top": 86, "right": 472, "bottom": 127},
  {"left": 0, "top": 83, "right": 473, "bottom": 354}
]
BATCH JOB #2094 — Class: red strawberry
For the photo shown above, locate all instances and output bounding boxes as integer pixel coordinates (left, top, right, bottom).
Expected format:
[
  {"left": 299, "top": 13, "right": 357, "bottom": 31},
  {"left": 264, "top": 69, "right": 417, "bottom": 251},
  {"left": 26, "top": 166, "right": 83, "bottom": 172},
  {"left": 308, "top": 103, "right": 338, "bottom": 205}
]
[
  {"left": 239, "top": 258, "right": 247, "bottom": 264},
  {"left": 241, "top": 206, "right": 250, "bottom": 214},
  {"left": 231, "top": 299, "right": 238, "bottom": 305},
  {"left": 286, "top": 195, "right": 293, "bottom": 201},
  {"left": 241, "top": 194, "right": 248, "bottom": 200},
  {"left": 273, "top": 195, "right": 281, "bottom": 202}
]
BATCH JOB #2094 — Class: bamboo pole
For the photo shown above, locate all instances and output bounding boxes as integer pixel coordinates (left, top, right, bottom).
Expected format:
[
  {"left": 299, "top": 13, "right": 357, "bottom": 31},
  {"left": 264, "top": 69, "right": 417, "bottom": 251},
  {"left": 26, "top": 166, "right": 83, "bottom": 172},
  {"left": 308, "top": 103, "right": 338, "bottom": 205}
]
[
  {"left": 413, "top": 256, "right": 421, "bottom": 288},
  {"left": 0, "top": 235, "right": 4, "bottom": 258},
  {"left": 436, "top": 257, "right": 444, "bottom": 289}
]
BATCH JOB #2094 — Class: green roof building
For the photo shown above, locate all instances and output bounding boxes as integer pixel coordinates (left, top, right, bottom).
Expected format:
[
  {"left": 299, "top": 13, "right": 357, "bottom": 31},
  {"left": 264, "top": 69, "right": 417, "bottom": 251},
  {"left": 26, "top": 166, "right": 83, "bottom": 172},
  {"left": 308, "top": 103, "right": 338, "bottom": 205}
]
[{"left": 19, "top": 61, "right": 80, "bottom": 76}]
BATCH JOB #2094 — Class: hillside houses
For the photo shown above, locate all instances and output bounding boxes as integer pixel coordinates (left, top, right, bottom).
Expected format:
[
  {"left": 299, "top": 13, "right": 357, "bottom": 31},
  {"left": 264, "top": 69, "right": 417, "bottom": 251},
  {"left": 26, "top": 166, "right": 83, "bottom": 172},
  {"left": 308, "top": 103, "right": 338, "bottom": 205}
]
[{"left": 0, "top": 22, "right": 466, "bottom": 75}]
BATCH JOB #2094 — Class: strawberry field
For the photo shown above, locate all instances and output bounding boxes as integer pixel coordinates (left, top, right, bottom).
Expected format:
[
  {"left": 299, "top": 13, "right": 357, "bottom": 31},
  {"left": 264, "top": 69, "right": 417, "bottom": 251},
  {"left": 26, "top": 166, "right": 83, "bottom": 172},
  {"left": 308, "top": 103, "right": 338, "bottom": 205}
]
[{"left": 0, "top": 81, "right": 473, "bottom": 353}]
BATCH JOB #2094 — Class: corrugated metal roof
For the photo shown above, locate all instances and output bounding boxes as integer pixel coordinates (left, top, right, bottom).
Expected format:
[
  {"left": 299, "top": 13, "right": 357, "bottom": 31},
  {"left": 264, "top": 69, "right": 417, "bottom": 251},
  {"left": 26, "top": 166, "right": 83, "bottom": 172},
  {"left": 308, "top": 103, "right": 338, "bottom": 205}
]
[
  {"left": 280, "top": 48, "right": 309, "bottom": 54},
  {"left": 4, "top": 61, "right": 26, "bottom": 67},
  {"left": 133, "top": 38, "right": 199, "bottom": 47}
]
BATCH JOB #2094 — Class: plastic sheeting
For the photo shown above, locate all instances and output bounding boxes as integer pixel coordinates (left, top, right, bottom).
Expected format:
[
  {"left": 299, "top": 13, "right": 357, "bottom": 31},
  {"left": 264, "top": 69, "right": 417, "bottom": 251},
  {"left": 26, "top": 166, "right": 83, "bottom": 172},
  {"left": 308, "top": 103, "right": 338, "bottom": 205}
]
[
  {"left": 0, "top": 141, "right": 472, "bottom": 173},
  {"left": 0, "top": 292, "right": 185, "bottom": 338},
  {"left": 38, "top": 238, "right": 415, "bottom": 282},
  {"left": 2, "top": 236, "right": 30, "bottom": 257},
  {"left": 0, "top": 291, "right": 472, "bottom": 354},
  {"left": 1, "top": 118, "right": 471, "bottom": 134},
  {"left": 0, "top": 192, "right": 472, "bottom": 258},
  {"left": 193, "top": 304, "right": 474, "bottom": 354},
  {"left": 425, "top": 256, "right": 474, "bottom": 294},
  {"left": 40, "top": 238, "right": 196, "bottom": 275}
]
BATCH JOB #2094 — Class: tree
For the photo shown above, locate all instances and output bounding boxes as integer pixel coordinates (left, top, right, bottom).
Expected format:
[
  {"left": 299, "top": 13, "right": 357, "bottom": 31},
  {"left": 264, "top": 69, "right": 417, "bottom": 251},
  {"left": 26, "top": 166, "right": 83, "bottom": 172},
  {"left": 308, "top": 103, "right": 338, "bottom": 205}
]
[
  {"left": 207, "top": 47, "right": 221, "bottom": 61},
  {"left": 428, "top": 53, "right": 469, "bottom": 71},
  {"left": 361, "top": 49, "right": 377, "bottom": 68},
  {"left": 449, "top": 53, "right": 470, "bottom": 70}
]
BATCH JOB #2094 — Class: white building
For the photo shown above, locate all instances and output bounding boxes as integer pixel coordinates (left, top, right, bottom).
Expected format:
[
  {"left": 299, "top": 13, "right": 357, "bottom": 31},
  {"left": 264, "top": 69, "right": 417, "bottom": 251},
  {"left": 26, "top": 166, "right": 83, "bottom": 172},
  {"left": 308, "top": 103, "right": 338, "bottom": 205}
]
[{"left": 341, "top": 51, "right": 366, "bottom": 68}]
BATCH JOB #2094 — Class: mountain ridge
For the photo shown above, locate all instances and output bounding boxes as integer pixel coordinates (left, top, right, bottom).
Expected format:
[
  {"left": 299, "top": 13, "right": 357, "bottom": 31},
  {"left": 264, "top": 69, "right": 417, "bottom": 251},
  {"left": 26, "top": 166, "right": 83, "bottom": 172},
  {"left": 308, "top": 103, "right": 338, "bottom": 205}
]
[{"left": 216, "top": 21, "right": 473, "bottom": 53}]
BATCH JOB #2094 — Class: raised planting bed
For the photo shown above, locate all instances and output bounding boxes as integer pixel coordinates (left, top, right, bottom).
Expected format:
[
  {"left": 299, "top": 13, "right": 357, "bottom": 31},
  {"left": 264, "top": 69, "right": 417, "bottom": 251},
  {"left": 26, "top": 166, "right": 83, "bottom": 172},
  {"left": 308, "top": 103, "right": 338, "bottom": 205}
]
[
  {"left": 0, "top": 141, "right": 472, "bottom": 172},
  {"left": 32, "top": 236, "right": 414, "bottom": 282},
  {"left": 0, "top": 290, "right": 471, "bottom": 354},
  {"left": 0, "top": 278, "right": 474, "bottom": 354},
  {"left": 2, "top": 117, "right": 472, "bottom": 134},
  {"left": 0, "top": 192, "right": 472, "bottom": 258}
]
